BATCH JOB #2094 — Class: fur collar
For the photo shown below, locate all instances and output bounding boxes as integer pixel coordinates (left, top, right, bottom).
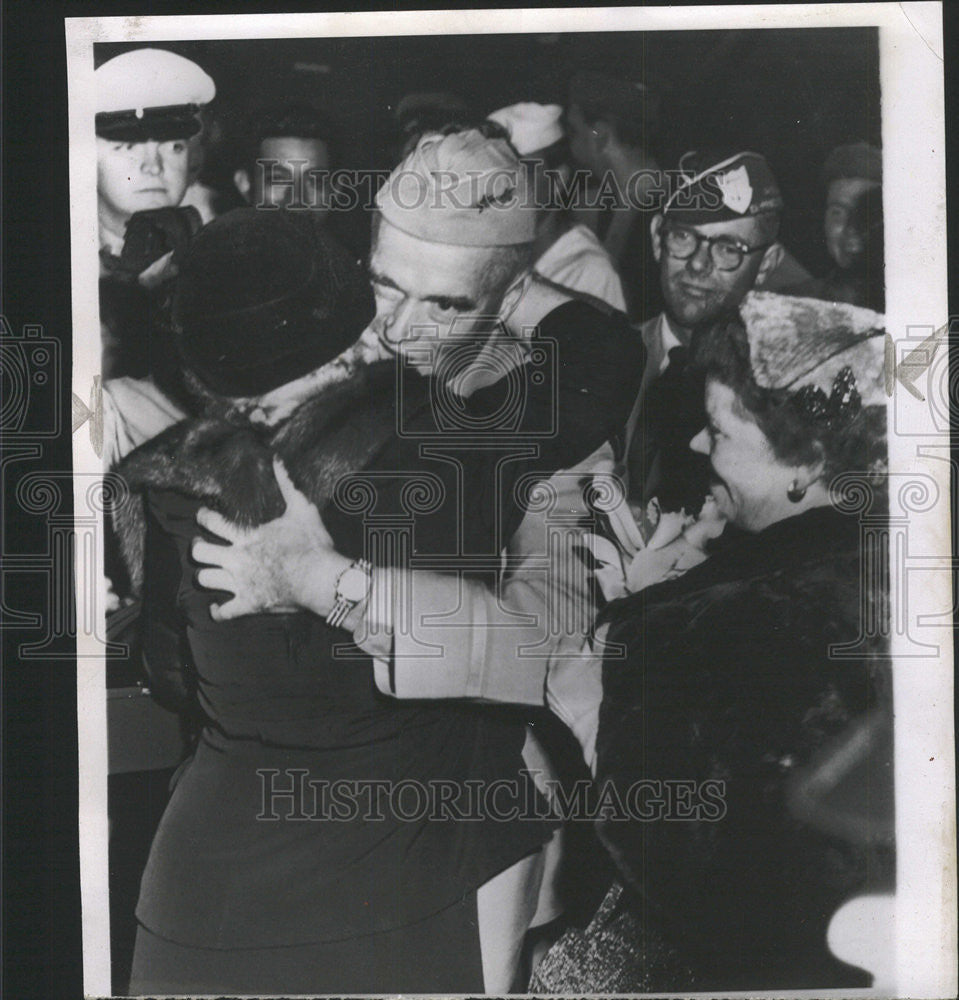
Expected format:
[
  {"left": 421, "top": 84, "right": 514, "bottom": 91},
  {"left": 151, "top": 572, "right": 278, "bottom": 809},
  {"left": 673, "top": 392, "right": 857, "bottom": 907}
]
[{"left": 113, "top": 361, "right": 415, "bottom": 595}]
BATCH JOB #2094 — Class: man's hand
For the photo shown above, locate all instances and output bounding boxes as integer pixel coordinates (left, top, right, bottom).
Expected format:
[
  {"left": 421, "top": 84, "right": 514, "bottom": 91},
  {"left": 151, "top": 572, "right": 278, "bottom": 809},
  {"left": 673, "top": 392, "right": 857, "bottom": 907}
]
[{"left": 192, "top": 458, "right": 350, "bottom": 621}]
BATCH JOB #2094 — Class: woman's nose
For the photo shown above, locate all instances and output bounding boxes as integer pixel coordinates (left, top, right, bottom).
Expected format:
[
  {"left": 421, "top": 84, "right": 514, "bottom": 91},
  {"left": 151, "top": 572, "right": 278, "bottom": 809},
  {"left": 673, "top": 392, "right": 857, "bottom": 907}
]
[{"left": 689, "top": 427, "right": 710, "bottom": 454}]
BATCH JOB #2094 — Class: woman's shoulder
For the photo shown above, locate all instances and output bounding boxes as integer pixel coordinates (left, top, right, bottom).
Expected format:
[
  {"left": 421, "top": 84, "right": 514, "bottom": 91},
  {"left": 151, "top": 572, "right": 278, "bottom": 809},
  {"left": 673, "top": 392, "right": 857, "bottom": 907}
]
[{"left": 118, "top": 414, "right": 281, "bottom": 527}]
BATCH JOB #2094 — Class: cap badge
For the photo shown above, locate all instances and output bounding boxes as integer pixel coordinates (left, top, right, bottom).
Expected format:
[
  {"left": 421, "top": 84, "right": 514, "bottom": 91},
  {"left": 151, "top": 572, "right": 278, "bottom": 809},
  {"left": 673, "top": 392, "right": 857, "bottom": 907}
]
[{"left": 716, "top": 165, "right": 753, "bottom": 214}]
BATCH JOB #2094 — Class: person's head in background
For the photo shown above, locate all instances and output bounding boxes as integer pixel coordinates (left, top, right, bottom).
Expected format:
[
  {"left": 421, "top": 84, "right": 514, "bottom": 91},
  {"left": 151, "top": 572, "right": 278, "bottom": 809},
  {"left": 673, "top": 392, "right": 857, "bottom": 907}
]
[
  {"left": 370, "top": 124, "right": 536, "bottom": 376},
  {"left": 650, "top": 150, "right": 785, "bottom": 340},
  {"left": 391, "top": 91, "right": 473, "bottom": 163},
  {"left": 487, "top": 102, "right": 570, "bottom": 245},
  {"left": 95, "top": 48, "right": 216, "bottom": 250},
  {"left": 233, "top": 105, "right": 334, "bottom": 217},
  {"left": 565, "top": 70, "right": 660, "bottom": 178},
  {"left": 821, "top": 142, "right": 883, "bottom": 310}
]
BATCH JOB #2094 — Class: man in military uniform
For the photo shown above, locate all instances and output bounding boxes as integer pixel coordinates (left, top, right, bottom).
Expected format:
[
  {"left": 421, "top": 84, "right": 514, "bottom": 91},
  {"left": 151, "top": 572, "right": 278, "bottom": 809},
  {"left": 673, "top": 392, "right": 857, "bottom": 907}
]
[
  {"left": 189, "top": 126, "right": 644, "bottom": 990},
  {"left": 621, "top": 149, "right": 788, "bottom": 515}
]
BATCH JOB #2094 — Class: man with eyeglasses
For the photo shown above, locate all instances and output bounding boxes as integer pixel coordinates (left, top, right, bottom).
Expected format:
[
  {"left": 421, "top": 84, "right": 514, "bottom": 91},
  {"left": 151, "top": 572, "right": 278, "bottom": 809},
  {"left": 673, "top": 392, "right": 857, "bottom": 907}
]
[{"left": 621, "top": 149, "right": 787, "bottom": 513}]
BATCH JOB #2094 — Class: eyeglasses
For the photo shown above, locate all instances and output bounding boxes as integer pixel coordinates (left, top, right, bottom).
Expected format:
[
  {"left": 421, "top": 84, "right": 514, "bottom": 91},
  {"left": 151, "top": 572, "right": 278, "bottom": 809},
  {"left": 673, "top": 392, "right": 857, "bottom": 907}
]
[{"left": 662, "top": 224, "right": 772, "bottom": 272}]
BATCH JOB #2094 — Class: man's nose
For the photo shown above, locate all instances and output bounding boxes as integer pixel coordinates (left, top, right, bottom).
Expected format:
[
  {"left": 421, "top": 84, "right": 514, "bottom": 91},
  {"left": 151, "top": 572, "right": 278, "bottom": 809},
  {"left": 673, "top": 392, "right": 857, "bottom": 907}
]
[
  {"left": 685, "top": 240, "right": 714, "bottom": 276},
  {"left": 842, "top": 225, "right": 865, "bottom": 255},
  {"left": 140, "top": 142, "right": 163, "bottom": 175},
  {"left": 373, "top": 297, "right": 414, "bottom": 345}
]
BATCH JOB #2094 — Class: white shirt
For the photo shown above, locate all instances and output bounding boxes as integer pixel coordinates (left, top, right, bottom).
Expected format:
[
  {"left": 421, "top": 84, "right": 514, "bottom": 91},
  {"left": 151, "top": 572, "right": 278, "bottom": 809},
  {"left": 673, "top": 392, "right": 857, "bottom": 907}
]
[
  {"left": 657, "top": 312, "right": 683, "bottom": 373},
  {"left": 533, "top": 224, "right": 627, "bottom": 314},
  {"left": 102, "top": 376, "right": 186, "bottom": 469}
]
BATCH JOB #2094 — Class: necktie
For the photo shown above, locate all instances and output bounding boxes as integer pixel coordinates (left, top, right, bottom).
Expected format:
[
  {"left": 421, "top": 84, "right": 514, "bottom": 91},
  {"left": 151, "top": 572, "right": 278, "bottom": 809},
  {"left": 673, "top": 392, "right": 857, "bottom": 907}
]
[{"left": 626, "top": 345, "right": 710, "bottom": 512}]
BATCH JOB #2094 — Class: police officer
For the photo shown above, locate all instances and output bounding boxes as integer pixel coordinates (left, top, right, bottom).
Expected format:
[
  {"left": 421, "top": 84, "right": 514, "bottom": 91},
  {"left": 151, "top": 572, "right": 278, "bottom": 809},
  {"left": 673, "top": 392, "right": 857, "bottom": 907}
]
[{"left": 97, "top": 47, "right": 215, "bottom": 380}]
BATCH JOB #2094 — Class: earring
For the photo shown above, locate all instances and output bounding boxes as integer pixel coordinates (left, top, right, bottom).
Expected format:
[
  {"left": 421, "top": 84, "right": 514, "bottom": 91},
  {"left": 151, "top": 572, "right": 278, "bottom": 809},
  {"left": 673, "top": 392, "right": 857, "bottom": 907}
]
[{"left": 787, "top": 479, "right": 806, "bottom": 503}]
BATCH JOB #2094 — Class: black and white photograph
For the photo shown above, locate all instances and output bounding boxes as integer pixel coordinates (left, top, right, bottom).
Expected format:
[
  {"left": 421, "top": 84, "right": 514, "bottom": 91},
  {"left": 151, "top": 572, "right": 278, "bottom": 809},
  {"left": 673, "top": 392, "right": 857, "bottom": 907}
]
[{"left": 50, "top": 4, "right": 955, "bottom": 996}]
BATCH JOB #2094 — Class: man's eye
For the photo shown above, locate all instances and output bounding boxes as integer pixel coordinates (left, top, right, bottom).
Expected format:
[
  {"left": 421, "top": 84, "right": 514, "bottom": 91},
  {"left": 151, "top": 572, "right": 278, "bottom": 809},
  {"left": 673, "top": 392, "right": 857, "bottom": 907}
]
[
  {"left": 429, "top": 299, "right": 461, "bottom": 319},
  {"left": 713, "top": 242, "right": 743, "bottom": 263},
  {"left": 373, "top": 282, "right": 402, "bottom": 301}
]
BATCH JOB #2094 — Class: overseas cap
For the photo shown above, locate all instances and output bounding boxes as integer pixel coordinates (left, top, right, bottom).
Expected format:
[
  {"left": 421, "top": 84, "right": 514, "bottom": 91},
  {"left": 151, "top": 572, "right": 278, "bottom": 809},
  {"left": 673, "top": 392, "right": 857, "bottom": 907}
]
[
  {"left": 739, "top": 291, "right": 885, "bottom": 409},
  {"left": 376, "top": 129, "right": 536, "bottom": 247},
  {"left": 96, "top": 48, "right": 216, "bottom": 142},
  {"left": 487, "top": 102, "right": 564, "bottom": 156},
  {"left": 664, "top": 150, "right": 783, "bottom": 226},
  {"left": 822, "top": 142, "right": 882, "bottom": 186}
]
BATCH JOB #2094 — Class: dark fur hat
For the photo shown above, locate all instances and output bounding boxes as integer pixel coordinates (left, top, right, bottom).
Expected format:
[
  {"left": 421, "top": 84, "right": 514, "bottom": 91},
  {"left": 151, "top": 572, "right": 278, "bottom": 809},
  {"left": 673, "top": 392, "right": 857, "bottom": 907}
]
[{"left": 172, "top": 209, "right": 375, "bottom": 398}]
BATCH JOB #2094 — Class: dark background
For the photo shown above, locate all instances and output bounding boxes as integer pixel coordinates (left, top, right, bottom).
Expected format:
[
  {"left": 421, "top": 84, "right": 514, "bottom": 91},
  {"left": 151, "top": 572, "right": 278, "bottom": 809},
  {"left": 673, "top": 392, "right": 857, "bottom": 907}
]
[
  {"left": 95, "top": 27, "right": 881, "bottom": 275},
  {"left": 2, "top": 5, "right": 955, "bottom": 999}
]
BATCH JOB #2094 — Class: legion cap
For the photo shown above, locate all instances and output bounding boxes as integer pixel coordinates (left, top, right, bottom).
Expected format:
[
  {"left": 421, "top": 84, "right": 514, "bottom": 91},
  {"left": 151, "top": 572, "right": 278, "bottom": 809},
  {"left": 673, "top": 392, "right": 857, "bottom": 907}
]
[
  {"left": 376, "top": 129, "right": 536, "bottom": 247},
  {"left": 664, "top": 150, "right": 784, "bottom": 225},
  {"left": 822, "top": 142, "right": 882, "bottom": 186}
]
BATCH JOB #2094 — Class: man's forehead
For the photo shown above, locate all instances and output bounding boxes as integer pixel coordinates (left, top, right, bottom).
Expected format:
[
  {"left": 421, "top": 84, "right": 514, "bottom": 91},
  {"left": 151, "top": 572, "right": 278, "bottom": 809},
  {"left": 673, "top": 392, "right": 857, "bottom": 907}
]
[
  {"left": 259, "top": 135, "right": 330, "bottom": 163},
  {"left": 673, "top": 215, "right": 768, "bottom": 241},
  {"left": 827, "top": 176, "right": 880, "bottom": 206},
  {"left": 371, "top": 219, "right": 492, "bottom": 295}
]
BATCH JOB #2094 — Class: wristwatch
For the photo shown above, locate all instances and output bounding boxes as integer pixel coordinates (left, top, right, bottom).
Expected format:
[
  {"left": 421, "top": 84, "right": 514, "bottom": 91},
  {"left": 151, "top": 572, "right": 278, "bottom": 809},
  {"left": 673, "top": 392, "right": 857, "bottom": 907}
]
[{"left": 326, "top": 558, "right": 373, "bottom": 629}]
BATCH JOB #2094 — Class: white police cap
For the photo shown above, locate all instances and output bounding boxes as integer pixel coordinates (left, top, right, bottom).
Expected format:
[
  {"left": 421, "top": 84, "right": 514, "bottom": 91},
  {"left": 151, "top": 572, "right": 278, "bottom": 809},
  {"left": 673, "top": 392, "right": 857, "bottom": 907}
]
[{"left": 96, "top": 48, "right": 215, "bottom": 141}]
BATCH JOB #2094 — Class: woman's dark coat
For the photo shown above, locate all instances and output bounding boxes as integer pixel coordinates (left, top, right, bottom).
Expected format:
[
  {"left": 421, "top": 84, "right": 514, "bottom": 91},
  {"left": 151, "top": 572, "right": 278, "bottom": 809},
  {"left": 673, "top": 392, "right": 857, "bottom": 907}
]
[
  {"left": 535, "top": 504, "right": 894, "bottom": 991},
  {"left": 113, "top": 304, "right": 644, "bottom": 955}
]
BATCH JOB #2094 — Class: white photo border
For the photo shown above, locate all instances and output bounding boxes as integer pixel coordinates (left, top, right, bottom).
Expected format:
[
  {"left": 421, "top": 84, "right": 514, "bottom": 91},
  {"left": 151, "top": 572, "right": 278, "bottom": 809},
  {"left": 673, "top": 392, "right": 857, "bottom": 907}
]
[{"left": 66, "top": 5, "right": 954, "bottom": 997}]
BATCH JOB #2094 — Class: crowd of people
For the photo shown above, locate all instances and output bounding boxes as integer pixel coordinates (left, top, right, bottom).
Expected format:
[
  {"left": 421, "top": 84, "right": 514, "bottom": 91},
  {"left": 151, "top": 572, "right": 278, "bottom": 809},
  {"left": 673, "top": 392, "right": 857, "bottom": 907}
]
[{"left": 98, "top": 46, "right": 894, "bottom": 994}]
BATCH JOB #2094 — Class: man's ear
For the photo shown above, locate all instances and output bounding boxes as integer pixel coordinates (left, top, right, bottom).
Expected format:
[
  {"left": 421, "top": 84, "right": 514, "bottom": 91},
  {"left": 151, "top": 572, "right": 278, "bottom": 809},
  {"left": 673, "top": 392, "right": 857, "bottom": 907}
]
[
  {"left": 649, "top": 213, "right": 665, "bottom": 263},
  {"left": 499, "top": 270, "right": 532, "bottom": 328},
  {"left": 756, "top": 241, "right": 785, "bottom": 287},
  {"left": 233, "top": 168, "right": 252, "bottom": 202}
]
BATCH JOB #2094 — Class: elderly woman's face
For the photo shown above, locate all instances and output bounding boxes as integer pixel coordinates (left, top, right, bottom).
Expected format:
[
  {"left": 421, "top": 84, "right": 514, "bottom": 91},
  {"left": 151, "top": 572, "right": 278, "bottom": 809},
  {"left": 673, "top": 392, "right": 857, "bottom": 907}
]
[{"left": 690, "top": 379, "right": 799, "bottom": 532}]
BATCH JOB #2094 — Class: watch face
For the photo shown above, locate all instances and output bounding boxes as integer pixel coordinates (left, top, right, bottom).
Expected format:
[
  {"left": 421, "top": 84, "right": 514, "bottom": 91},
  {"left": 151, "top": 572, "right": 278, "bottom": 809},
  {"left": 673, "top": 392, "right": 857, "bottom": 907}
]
[{"left": 338, "top": 566, "right": 370, "bottom": 602}]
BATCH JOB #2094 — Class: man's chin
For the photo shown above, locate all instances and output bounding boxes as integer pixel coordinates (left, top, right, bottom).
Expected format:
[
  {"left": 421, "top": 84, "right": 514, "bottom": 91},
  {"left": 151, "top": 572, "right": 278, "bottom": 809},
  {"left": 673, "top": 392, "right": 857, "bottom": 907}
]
[{"left": 672, "top": 305, "right": 715, "bottom": 329}]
